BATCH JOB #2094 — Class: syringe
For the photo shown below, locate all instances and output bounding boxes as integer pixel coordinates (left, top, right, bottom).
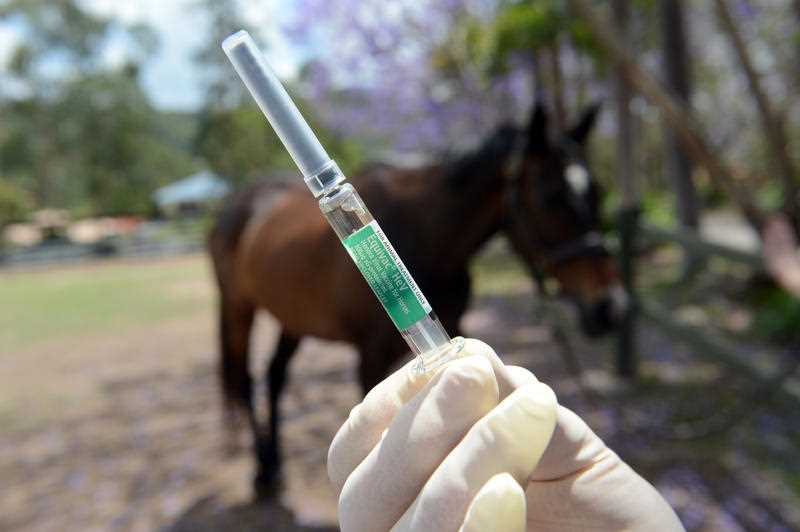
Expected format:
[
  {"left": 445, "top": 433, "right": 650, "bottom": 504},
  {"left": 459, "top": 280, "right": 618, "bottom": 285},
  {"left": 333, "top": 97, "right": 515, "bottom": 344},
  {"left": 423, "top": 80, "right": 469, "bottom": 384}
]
[{"left": 222, "top": 30, "right": 463, "bottom": 373}]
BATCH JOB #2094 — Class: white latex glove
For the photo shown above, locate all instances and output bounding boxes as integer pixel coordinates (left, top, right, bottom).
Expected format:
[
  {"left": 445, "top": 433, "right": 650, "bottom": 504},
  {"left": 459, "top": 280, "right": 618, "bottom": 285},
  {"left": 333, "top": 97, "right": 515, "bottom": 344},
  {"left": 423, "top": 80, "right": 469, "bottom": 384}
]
[{"left": 328, "top": 339, "right": 684, "bottom": 532}]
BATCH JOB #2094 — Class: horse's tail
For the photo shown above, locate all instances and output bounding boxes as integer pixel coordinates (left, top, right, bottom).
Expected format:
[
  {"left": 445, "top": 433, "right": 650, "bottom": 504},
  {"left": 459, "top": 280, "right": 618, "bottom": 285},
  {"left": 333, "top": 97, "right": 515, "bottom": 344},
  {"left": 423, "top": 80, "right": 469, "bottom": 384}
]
[{"left": 208, "top": 189, "right": 258, "bottom": 451}]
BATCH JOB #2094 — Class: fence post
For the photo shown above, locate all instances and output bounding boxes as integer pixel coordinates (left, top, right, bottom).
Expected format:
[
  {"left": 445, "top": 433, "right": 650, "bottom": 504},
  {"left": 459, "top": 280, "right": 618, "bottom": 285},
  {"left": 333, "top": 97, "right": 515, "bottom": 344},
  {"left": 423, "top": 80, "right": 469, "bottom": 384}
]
[{"left": 617, "top": 206, "right": 640, "bottom": 378}]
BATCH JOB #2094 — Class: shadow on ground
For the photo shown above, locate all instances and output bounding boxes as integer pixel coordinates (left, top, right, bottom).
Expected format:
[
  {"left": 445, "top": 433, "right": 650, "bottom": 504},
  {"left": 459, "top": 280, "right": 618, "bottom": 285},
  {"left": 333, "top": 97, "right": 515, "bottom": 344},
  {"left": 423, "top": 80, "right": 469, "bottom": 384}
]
[
  {"left": 2, "top": 274, "right": 799, "bottom": 531},
  {"left": 165, "top": 495, "right": 337, "bottom": 532}
]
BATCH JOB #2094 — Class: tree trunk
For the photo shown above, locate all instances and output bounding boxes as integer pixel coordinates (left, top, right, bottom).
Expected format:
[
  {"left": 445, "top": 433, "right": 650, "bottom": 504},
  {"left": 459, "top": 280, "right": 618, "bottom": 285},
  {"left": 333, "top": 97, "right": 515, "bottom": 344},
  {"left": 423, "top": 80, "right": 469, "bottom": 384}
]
[
  {"left": 531, "top": 52, "right": 545, "bottom": 100},
  {"left": 792, "top": 0, "right": 800, "bottom": 67},
  {"left": 713, "top": 0, "right": 798, "bottom": 218},
  {"left": 548, "top": 41, "right": 567, "bottom": 132},
  {"left": 614, "top": 0, "right": 637, "bottom": 210},
  {"left": 574, "top": 45, "right": 589, "bottom": 109},
  {"left": 661, "top": 0, "right": 698, "bottom": 230},
  {"left": 567, "top": 0, "right": 765, "bottom": 231}
]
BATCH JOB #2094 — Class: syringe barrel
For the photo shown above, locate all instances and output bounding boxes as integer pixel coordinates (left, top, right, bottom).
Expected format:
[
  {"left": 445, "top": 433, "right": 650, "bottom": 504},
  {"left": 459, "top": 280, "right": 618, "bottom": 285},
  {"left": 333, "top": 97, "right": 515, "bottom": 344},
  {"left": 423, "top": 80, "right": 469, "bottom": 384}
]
[
  {"left": 222, "top": 30, "right": 463, "bottom": 373},
  {"left": 318, "top": 183, "right": 459, "bottom": 373},
  {"left": 222, "top": 30, "right": 344, "bottom": 197}
]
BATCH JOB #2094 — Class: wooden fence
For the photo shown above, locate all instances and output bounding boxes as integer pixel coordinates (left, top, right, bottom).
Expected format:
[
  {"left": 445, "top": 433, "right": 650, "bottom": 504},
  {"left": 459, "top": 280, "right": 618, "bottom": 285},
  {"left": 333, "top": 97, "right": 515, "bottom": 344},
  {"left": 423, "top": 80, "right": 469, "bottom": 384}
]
[
  {"left": 619, "top": 222, "right": 799, "bottom": 401},
  {"left": 0, "top": 223, "right": 206, "bottom": 270}
]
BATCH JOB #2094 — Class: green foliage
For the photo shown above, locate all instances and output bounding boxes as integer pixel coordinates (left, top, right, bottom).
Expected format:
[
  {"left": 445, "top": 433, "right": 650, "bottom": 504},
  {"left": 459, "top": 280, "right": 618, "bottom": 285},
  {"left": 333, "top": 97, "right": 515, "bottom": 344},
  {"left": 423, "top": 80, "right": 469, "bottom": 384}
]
[
  {"left": 194, "top": 104, "right": 293, "bottom": 185},
  {"left": 189, "top": 0, "right": 369, "bottom": 187},
  {"left": 194, "top": 100, "right": 365, "bottom": 186},
  {"left": 632, "top": 0, "right": 657, "bottom": 11},
  {"left": 756, "top": 180, "right": 785, "bottom": 213},
  {"left": 493, "top": 1, "right": 563, "bottom": 58},
  {"left": 0, "top": 0, "right": 110, "bottom": 77},
  {"left": 433, "top": 1, "right": 566, "bottom": 79},
  {"left": 60, "top": 72, "right": 197, "bottom": 215},
  {"left": 566, "top": 18, "right": 605, "bottom": 64},
  {"left": 0, "top": 0, "right": 201, "bottom": 217},
  {"left": 750, "top": 286, "right": 800, "bottom": 343},
  {"left": 430, "top": 15, "right": 493, "bottom": 80},
  {"left": 438, "top": 0, "right": 605, "bottom": 78},
  {"left": 0, "top": 181, "right": 34, "bottom": 226},
  {"left": 641, "top": 190, "right": 676, "bottom": 227},
  {"left": 0, "top": 69, "right": 197, "bottom": 216}
]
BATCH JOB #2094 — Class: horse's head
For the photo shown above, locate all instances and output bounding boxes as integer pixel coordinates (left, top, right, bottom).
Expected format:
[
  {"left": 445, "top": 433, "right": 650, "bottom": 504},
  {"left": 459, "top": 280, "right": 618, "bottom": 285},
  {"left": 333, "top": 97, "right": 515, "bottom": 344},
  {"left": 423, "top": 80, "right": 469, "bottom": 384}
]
[{"left": 503, "top": 101, "right": 623, "bottom": 337}]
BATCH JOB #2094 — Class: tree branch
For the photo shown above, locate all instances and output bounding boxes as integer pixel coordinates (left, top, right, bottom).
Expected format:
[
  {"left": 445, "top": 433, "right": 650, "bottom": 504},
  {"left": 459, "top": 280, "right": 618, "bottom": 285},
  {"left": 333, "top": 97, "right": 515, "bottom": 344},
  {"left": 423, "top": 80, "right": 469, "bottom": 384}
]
[
  {"left": 713, "top": 0, "right": 797, "bottom": 217},
  {"left": 567, "top": 0, "right": 765, "bottom": 230}
]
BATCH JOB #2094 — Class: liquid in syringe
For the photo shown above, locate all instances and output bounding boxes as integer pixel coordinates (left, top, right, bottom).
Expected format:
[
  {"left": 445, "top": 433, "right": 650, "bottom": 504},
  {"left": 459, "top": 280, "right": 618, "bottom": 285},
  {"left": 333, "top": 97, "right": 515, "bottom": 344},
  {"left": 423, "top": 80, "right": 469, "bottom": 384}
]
[{"left": 222, "top": 30, "right": 463, "bottom": 372}]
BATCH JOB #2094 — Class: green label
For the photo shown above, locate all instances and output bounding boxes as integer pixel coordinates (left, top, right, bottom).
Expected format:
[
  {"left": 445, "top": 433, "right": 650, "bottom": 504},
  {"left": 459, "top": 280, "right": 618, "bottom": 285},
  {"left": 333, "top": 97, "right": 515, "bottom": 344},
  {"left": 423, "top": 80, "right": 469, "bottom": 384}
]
[{"left": 343, "top": 221, "right": 431, "bottom": 330}]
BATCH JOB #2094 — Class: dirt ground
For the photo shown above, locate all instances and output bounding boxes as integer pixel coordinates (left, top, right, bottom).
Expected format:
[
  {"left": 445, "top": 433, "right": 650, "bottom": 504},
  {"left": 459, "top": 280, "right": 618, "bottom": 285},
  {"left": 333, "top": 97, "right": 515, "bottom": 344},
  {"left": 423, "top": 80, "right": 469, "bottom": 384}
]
[{"left": 2, "top": 255, "right": 800, "bottom": 531}]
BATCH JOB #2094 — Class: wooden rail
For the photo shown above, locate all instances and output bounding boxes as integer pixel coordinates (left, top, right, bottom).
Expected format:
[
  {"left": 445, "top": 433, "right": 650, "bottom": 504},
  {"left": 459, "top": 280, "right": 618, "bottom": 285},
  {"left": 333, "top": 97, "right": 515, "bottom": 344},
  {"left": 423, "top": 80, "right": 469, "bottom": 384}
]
[
  {"left": 619, "top": 223, "right": 790, "bottom": 386},
  {"left": 638, "top": 224, "right": 764, "bottom": 270}
]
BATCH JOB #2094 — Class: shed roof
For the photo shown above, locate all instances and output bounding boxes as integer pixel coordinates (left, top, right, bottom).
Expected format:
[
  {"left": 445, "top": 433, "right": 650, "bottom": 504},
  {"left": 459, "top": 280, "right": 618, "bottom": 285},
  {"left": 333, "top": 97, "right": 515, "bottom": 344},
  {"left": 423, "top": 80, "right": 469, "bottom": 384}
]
[{"left": 153, "top": 171, "right": 230, "bottom": 207}]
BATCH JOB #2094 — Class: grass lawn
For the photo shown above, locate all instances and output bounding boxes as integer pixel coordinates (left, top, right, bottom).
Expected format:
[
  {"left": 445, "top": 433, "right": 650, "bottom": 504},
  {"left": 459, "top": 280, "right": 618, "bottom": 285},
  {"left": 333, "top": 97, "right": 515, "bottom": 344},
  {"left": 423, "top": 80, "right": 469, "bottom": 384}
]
[
  {"left": 0, "top": 255, "right": 213, "bottom": 353},
  {"left": 0, "top": 236, "right": 533, "bottom": 354}
]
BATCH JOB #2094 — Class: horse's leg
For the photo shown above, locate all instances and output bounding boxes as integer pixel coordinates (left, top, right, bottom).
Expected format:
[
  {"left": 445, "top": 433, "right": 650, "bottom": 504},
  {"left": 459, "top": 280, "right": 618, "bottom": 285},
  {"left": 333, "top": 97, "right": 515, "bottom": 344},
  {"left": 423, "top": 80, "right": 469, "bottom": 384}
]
[
  {"left": 254, "top": 331, "right": 300, "bottom": 497},
  {"left": 357, "top": 332, "right": 407, "bottom": 395},
  {"left": 434, "top": 272, "right": 471, "bottom": 340},
  {"left": 218, "top": 295, "right": 256, "bottom": 453}
]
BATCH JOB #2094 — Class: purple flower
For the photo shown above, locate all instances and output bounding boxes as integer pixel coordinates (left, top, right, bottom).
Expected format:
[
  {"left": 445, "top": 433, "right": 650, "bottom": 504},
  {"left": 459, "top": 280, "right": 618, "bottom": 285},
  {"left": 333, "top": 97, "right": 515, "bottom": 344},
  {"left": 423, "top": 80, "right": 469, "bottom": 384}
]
[
  {"left": 283, "top": 0, "right": 531, "bottom": 154},
  {"left": 734, "top": 1, "right": 757, "bottom": 20}
]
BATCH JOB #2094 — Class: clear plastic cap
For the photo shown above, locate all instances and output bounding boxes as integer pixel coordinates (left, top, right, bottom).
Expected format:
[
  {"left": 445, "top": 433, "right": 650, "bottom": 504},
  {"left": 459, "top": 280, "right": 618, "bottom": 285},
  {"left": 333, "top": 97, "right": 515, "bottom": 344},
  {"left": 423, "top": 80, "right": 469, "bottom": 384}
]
[{"left": 222, "top": 30, "right": 344, "bottom": 197}]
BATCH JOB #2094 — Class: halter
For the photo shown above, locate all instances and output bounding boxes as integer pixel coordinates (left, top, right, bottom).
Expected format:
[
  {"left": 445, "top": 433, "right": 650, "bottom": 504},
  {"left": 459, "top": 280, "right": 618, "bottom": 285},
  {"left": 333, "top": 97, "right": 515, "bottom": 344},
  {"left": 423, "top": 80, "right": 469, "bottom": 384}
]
[{"left": 502, "top": 130, "right": 609, "bottom": 273}]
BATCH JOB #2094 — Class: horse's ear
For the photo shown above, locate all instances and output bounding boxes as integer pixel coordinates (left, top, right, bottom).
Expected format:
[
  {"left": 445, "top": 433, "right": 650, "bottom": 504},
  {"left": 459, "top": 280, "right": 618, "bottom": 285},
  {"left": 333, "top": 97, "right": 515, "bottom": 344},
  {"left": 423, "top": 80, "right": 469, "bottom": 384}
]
[
  {"left": 526, "top": 99, "right": 549, "bottom": 153},
  {"left": 567, "top": 102, "right": 601, "bottom": 144}
]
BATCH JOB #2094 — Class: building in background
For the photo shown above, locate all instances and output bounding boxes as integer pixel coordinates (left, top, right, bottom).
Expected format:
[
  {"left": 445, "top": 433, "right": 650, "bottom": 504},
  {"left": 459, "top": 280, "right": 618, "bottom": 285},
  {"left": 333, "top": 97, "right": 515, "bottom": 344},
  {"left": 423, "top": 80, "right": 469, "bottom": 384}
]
[{"left": 153, "top": 171, "right": 230, "bottom": 217}]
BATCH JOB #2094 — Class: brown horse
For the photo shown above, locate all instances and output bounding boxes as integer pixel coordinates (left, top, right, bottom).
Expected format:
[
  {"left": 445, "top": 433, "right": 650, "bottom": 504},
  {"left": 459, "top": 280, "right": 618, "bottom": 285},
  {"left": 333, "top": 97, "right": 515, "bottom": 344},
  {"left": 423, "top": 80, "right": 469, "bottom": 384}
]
[{"left": 208, "top": 102, "right": 620, "bottom": 495}]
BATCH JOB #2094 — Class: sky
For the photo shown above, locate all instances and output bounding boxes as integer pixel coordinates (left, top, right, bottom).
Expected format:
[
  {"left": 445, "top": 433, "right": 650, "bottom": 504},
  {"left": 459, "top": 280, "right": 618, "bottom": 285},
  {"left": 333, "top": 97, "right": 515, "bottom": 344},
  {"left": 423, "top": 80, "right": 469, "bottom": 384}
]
[{"left": 0, "top": 0, "right": 305, "bottom": 111}]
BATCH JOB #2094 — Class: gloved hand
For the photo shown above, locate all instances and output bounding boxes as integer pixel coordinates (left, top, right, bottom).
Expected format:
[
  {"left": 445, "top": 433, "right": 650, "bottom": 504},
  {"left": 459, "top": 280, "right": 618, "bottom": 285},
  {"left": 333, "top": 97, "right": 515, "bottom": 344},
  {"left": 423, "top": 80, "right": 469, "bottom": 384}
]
[{"left": 328, "top": 339, "right": 684, "bottom": 531}]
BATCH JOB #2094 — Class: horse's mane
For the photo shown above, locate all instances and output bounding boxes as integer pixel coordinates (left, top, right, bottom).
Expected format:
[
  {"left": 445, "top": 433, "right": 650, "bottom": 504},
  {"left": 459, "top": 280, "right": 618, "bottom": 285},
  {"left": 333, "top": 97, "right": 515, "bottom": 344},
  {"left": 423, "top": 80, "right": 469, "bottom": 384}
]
[{"left": 444, "top": 124, "right": 519, "bottom": 187}]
